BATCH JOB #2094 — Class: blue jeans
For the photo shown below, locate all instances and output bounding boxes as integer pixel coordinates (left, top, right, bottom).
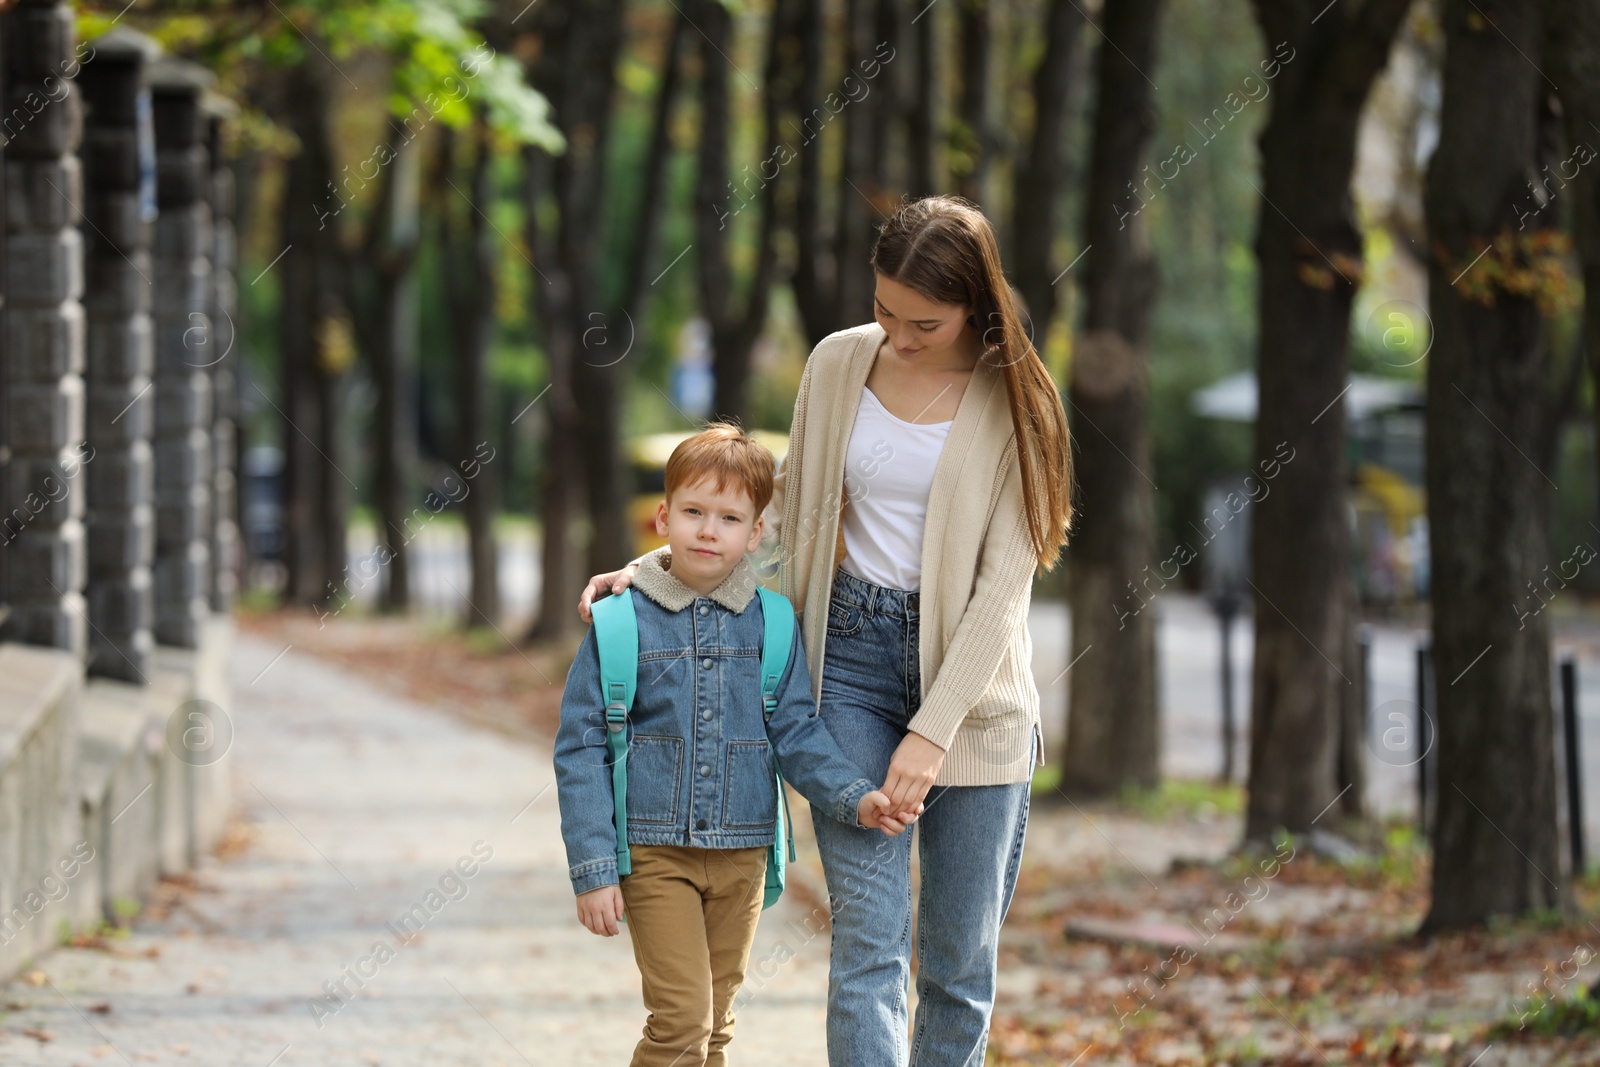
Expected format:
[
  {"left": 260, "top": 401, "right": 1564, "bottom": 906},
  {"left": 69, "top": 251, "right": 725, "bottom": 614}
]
[{"left": 810, "top": 567, "right": 1032, "bottom": 1067}]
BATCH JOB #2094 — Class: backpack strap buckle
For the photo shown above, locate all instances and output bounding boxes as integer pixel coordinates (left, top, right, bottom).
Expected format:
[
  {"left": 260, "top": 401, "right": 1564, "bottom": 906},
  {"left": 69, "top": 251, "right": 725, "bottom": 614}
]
[{"left": 606, "top": 682, "right": 628, "bottom": 732}]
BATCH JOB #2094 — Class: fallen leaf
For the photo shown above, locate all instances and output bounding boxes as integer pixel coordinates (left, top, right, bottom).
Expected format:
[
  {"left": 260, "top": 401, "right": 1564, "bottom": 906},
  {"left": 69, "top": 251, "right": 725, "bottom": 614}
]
[
  {"left": 87, "top": 1002, "right": 111, "bottom": 1014},
  {"left": 22, "top": 1026, "right": 53, "bottom": 1041},
  {"left": 23, "top": 971, "right": 46, "bottom": 986}
]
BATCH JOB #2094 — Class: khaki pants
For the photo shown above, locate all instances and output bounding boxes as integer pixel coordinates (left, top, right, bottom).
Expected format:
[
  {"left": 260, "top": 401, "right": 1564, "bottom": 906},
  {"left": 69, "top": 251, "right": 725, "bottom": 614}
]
[{"left": 619, "top": 844, "right": 767, "bottom": 1067}]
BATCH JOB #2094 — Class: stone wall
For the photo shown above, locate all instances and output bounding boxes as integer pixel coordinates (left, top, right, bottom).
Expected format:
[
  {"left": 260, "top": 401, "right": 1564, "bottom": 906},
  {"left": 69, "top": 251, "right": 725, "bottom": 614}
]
[
  {"left": 1, "top": 0, "right": 88, "bottom": 655},
  {"left": 0, "top": 11, "right": 236, "bottom": 982},
  {"left": 80, "top": 27, "right": 159, "bottom": 683},
  {"left": 149, "top": 58, "right": 213, "bottom": 650},
  {"left": 0, "top": 644, "right": 79, "bottom": 977}
]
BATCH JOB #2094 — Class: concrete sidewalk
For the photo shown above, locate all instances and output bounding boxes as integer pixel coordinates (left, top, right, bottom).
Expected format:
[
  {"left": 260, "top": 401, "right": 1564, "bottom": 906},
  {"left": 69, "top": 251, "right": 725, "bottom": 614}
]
[{"left": 0, "top": 635, "right": 833, "bottom": 1066}]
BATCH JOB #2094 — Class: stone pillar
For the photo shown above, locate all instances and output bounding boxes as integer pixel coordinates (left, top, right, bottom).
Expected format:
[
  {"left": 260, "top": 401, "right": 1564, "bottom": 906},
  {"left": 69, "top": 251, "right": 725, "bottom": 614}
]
[
  {"left": 78, "top": 29, "right": 160, "bottom": 681},
  {"left": 1, "top": 0, "right": 89, "bottom": 655},
  {"left": 203, "top": 98, "right": 237, "bottom": 613},
  {"left": 148, "top": 60, "right": 212, "bottom": 649}
]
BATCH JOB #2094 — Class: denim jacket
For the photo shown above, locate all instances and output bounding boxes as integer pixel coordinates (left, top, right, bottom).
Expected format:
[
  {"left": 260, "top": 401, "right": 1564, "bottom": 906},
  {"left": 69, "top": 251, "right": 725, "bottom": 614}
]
[{"left": 555, "top": 548, "right": 877, "bottom": 896}]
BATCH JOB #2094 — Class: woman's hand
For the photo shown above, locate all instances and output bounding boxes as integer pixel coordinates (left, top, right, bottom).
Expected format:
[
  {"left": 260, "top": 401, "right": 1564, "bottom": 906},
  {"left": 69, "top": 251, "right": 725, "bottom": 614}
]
[
  {"left": 882, "top": 732, "right": 947, "bottom": 813},
  {"left": 578, "top": 563, "right": 640, "bottom": 623}
]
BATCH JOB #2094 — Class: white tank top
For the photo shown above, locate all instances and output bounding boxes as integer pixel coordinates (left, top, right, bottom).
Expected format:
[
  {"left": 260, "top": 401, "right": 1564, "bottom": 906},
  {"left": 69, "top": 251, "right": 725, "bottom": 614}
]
[{"left": 839, "top": 387, "right": 952, "bottom": 591}]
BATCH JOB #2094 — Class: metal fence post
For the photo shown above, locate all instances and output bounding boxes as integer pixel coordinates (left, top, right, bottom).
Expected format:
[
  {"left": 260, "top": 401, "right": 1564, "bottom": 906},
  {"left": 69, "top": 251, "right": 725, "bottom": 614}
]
[{"left": 1561, "top": 655, "right": 1584, "bottom": 877}]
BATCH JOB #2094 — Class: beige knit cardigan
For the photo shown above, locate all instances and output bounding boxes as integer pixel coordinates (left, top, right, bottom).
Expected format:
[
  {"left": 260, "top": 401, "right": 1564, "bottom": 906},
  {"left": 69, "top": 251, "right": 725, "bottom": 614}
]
[{"left": 763, "top": 321, "right": 1043, "bottom": 786}]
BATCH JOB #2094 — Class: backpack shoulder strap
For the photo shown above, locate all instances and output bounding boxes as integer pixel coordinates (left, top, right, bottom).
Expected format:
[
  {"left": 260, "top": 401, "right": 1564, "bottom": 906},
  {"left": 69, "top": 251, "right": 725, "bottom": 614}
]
[
  {"left": 754, "top": 586, "right": 793, "bottom": 721},
  {"left": 754, "top": 586, "right": 797, "bottom": 909},
  {"left": 590, "top": 590, "right": 638, "bottom": 877}
]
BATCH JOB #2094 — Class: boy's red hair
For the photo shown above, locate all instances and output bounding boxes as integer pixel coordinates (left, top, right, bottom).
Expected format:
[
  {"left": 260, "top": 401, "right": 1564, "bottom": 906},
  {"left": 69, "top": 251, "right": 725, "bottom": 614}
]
[{"left": 664, "top": 422, "right": 775, "bottom": 516}]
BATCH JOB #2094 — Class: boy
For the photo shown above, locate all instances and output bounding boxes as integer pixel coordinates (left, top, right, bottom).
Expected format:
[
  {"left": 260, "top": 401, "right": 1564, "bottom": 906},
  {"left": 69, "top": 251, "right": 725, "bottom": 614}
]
[{"left": 554, "top": 422, "right": 909, "bottom": 1067}]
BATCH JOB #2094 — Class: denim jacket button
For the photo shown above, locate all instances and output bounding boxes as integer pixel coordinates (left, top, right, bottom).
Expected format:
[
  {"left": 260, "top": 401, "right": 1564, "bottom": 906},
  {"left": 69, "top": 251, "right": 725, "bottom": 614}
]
[
  {"left": 699, "top": 765, "right": 711, "bottom": 777},
  {"left": 701, "top": 657, "right": 713, "bottom": 669},
  {"left": 698, "top": 605, "right": 709, "bottom": 616},
  {"left": 701, "top": 709, "right": 712, "bottom": 721},
  {"left": 696, "top": 818, "right": 708, "bottom": 830}
]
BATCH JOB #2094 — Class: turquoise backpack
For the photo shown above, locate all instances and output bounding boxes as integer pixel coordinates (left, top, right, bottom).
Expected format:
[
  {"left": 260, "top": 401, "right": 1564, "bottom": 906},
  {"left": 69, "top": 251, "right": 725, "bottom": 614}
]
[{"left": 591, "top": 585, "right": 798, "bottom": 909}]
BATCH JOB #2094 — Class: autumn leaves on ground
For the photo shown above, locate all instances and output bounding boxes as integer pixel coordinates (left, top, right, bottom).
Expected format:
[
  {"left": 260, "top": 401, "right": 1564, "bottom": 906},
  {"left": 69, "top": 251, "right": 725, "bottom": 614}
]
[{"left": 243, "top": 607, "right": 1600, "bottom": 1066}]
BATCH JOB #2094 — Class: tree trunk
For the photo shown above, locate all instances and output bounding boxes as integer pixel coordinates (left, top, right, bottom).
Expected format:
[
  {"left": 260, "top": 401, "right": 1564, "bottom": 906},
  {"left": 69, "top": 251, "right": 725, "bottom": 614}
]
[
  {"left": 1541, "top": 0, "right": 1600, "bottom": 524},
  {"left": 445, "top": 115, "right": 501, "bottom": 627},
  {"left": 1337, "top": 578, "right": 1367, "bottom": 819},
  {"left": 907, "top": 0, "right": 939, "bottom": 197},
  {"left": 867, "top": 0, "right": 900, "bottom": 198},
  {"left": 697, "top": 0, "right": 785, "bottom": 428},
  {"left": 790, "top": 0, "right": 896, "bottom": 346},
  {"left": 344, "top": 129, "right": 421, "bottom": 614},
  {"left": 524, "top": 129, "right": 580, "bottom": 641},
  {"left": 314, "top": 324, "right": 348, "bottom": 608},
  {"left": 791, "top": 0, "right": 833, "bottom": 345},
  {"left": 1011, "top": 0, "right": 1086, "bottom": 346},
  {"left": 567, "top": 0, "right": 678, "bottom": 573},
  {"left": 521, "top": 0, "right": 629, "bottom": 638},
  {"left": 232, "top": 148, "right": 264, "bottom": 583},
  {"left": 375, "top": 142, "right": 420, "bottom": 615},
  {"left": 1243, "top": 0, "right": 1413, "bottom": 840},
  {"left": 1422, "top": 0, "right": 1566, "bottom": 930},
  {"left": 830, "top": 0, "right": 882, "bottom": 336},
  {"left": 955, "top": 0, "right": 992, "bottom": 209},
  {"left": 1060, "top": 0, "right": 1163, "bottom": 797},
  {"left": 616, "top": 10, "right": 687, "bottom": 332},
  {"left": 279, "top": 65, "right": 335, "bottom": 605}
]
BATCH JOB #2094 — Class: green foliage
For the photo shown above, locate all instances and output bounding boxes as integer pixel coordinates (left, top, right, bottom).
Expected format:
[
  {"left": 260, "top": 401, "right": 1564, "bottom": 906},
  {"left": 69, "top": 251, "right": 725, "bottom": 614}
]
[
  {"left": 1029, "top": 764, "right": 1063, "bottom": 796},
  {"left": 1119, "top": 778, "right": 1247, "bottom": 820},
  {"left": 1497, "top": 981, "right": 1600, "bottom": 1038},
  {"left": 1144, "top": 0, "right": 1272, "bottom": 566},
  {"left": 78, "top": 0, "right": 562, "bottom": 149},
  {"left": 236, "top": 586, "right": 283, "bottom": 616},
  {"left": 1338, "top": 822, "right": 1430, "bottom": 891},
  {"left": 462, "top": 626, "right": 506, "bottom": 656}
]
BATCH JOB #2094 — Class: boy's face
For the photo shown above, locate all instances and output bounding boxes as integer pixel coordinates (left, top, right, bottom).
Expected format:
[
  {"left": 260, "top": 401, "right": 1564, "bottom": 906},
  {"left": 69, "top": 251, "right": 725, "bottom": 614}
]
[{"left": 655, "top": 475, "right": 765, "bottom": 592}]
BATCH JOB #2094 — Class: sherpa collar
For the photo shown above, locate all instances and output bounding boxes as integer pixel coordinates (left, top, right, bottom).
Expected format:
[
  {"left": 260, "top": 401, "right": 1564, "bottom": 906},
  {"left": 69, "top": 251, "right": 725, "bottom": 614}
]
[{"left": 633, "top": 546, "right": 758, "bottom": 613}]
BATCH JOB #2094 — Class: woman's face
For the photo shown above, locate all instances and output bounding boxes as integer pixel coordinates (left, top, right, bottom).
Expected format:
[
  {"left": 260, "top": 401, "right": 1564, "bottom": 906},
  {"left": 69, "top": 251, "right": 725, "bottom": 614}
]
[{"left": 873, "top": 274, "right": 972, "bottom": 361}]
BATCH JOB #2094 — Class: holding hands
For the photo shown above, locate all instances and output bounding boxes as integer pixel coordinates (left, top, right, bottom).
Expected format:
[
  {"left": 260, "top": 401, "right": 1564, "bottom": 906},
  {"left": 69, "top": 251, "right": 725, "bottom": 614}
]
[
  {"left": 857, "top": 789, "right": 923, "bottom": 835},
  {"left": 858, "top": 732, "right": 945, "bottom": 836},
  {"left": 577, "top": 779, "right": 928, "bottom": 937},
  {"left": 577, "top": 787, "right": 919, "bottom": 938}
]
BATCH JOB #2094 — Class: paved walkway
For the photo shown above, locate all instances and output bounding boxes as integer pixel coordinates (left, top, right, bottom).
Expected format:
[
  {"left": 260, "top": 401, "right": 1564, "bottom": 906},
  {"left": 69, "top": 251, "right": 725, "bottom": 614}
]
[{"left": 0, "top": 636, "right": 834, "bottom": 1066}]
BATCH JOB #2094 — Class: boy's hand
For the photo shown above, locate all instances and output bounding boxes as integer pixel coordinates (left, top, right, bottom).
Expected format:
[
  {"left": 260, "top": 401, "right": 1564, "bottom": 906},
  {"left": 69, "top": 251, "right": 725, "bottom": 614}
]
[
  {"left": 576, "top": 885, "right": 626, "bottom": 936},
  {"left": 857, "top": 790, "right": 921, "bottom": 836}
]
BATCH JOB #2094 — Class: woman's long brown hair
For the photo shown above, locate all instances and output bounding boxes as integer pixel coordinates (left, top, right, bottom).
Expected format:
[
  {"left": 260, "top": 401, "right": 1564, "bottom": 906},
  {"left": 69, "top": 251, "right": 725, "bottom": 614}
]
[{"left": 870, "top": 194, "right": 1073, "bottom": 572}]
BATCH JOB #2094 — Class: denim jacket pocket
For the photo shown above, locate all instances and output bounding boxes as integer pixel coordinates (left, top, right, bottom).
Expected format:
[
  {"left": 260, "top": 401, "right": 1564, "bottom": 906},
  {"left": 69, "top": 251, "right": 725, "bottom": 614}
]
[
  {"left": 825, "top": 600, "right": 866, "bottom": 637},
  {"left": 722, "top": 740, "right": 778, "bottom": 829},
  {"left": 626, "top": 735, "right": 684, "bottom": 825}
]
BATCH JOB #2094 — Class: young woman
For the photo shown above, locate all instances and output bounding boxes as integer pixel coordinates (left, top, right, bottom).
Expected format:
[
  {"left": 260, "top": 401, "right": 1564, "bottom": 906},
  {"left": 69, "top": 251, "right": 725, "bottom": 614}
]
[{"left": 579, "top": 194, "right": 1073, "bottom": 1066}]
